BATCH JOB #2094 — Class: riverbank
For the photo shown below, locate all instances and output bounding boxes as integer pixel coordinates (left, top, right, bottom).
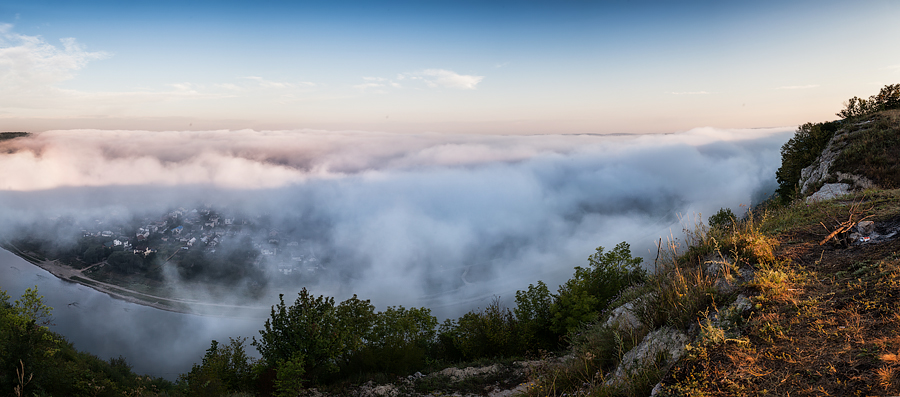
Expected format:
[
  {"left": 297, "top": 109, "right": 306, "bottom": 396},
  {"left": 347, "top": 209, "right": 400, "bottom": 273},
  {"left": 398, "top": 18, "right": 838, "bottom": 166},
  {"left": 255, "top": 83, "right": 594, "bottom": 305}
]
[{"left": 2, "top": 242, "right": 270, "bottom": 318}]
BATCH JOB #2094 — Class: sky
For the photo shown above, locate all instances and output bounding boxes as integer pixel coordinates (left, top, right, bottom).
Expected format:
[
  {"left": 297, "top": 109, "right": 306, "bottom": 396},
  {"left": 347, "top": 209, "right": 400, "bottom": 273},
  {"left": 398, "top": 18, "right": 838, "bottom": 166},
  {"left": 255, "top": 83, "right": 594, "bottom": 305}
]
[{"left": 1, "top": 0, "right": 899, "bottom": 134}]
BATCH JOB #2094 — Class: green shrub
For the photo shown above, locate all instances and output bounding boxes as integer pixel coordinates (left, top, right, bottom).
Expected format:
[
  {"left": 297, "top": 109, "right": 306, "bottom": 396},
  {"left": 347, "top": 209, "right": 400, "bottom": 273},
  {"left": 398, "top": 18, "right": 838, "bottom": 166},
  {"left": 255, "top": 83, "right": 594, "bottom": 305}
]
[
  {"left": 275, "top": 352, "right": 306, "bottom": 397},
  {"left": 344, "top": 305, "right": 438, "bottom": 375},
  {"left": 451, "top": 298, "right": 521, "bottom": 360},
  {"left": 708, "top": 208, "right": 736, "bottom": 231},
  {"left": 551, "top": 242, "right": 645, "bottom": 335},
  {"left": 179, "top": 338, "right": 255, "bottom": 396},
  {"left": 0, "top": 287, "right": 172, "bottom": 396},
  {"left": 514, "top": 280, "right": 560, "bottom": 353},
  {"left": 253, "top": 288, "right": 345, "bottom": 383},
  {"left": 837, "top": 83, "right": 900, "bottom": 119}
]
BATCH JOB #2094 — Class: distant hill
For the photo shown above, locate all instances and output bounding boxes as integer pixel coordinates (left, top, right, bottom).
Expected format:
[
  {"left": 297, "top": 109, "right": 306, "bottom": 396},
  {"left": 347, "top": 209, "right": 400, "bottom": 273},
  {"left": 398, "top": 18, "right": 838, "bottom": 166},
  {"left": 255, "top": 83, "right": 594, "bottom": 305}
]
[{"left": 0, "top": 132, "right": 30, "bottom": 141}]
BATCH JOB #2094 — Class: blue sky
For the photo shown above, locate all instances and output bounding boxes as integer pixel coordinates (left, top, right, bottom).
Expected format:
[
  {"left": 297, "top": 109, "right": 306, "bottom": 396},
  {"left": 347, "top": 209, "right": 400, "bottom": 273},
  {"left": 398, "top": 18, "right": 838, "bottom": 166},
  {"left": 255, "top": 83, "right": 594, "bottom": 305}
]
[{"left": 2, "top": 0, "right": 899, "bottom": 134}]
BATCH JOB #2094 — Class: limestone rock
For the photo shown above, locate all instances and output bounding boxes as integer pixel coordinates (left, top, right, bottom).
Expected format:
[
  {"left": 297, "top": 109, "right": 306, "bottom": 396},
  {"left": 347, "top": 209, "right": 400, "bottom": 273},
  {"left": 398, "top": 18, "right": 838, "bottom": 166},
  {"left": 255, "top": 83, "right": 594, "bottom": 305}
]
[
  {"left": 604, "top": 293, "right": 653, "bottom": 334},
  {"left": 438, "top": 364, "right": 500, "bottom": 380},
  {"left": 605, "top": 327, "right": 689, "bottom": 388},
  {"left": 798, "top": 124, "right": 878, "bottom": 197},
  {"left": 605, "top": 301, "right": 643, "bottom": 333},
  {"left": 806, "top": 183, "right": 851, "bottom": 202},
  {"left": 800, "top": 145, "right": 841, "bottom": 195}
]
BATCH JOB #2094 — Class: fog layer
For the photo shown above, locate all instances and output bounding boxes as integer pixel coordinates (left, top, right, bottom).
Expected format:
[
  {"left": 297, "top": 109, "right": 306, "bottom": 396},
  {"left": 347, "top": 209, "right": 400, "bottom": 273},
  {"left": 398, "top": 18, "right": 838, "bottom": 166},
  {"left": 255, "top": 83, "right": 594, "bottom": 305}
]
[{"left": 1, "top": 127, "right": 791, "bottom": 317}]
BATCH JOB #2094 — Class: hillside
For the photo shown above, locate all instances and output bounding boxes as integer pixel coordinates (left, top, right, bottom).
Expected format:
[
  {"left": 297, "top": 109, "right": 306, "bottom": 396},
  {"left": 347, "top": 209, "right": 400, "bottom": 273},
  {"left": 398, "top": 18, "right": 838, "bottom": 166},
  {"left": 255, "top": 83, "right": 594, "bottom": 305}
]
[{"left": 658, "top": 189, "right": 900, "bottom": 395}]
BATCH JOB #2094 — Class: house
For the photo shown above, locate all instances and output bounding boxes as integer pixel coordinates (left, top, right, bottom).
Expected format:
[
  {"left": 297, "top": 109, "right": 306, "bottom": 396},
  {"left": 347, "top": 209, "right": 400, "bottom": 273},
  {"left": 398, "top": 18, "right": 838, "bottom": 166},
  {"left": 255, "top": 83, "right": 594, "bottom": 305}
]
[{"left": 277, "top": 262, "right": 293, "bottom": 275}]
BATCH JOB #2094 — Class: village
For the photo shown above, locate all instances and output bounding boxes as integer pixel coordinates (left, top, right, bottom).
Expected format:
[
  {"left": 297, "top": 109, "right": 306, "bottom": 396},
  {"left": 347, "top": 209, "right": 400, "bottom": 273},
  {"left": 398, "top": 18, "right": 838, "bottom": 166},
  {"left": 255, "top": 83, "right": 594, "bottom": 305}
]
[{"left": 76, "top": 205, "right": 325, "bottom": 280}]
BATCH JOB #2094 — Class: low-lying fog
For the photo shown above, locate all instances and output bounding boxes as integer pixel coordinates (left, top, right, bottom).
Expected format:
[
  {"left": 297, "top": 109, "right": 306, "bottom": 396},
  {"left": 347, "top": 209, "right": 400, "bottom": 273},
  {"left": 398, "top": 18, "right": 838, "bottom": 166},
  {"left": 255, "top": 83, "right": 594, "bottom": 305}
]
[{"left": 0, "top": 127, "right": 792, "bottom": 377}]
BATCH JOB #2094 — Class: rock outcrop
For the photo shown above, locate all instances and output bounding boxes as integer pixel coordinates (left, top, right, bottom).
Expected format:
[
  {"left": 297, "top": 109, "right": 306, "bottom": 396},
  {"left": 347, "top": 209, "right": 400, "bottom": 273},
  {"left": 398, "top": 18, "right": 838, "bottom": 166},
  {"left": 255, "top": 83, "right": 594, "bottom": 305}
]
[
  {"left": 799, "top": 121, "right": 878, "bottom": 200},
  {"left": 605, "top": 327, "right": 689, "bottom": 388}
]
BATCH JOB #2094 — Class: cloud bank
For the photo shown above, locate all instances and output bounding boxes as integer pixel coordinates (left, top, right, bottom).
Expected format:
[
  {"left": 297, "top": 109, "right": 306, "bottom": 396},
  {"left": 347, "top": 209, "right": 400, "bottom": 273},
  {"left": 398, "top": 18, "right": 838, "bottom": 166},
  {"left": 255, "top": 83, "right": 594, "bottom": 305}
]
[
  {"left": 0, "top": 127, "right": 792, "bottom": 316},
  {"left": 0, "top": 127, "right": 793, "bottom": 378}
]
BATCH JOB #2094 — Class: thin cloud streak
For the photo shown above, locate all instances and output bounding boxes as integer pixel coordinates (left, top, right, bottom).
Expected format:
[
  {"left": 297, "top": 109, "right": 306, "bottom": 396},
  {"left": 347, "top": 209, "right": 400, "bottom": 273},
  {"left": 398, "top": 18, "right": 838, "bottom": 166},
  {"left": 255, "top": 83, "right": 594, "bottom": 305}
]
[
  {"left": 670, "top": 91, "right": 710, "bottom": 95},
  {"left": 775, "top": 84, "right": 819, "bottom": 90},
  {"left": 415, "top": 69, "right": 484, "bottom": 89}
]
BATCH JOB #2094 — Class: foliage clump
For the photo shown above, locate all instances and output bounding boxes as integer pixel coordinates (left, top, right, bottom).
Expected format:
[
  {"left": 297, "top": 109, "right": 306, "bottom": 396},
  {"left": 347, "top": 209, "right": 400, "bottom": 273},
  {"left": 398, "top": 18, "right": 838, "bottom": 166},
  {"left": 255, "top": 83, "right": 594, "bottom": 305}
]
[
  {"left": 708, "top": 207, "right": 736, "bottom": 231},
  {"left": 836, "top": 83, "right": 900, "bottom": 119},
  {"left": 0, "top": 287, "right": 173, "bottom": 396},
  {"left": 179, "top": 338, "right": 255, "bottom": 396}
]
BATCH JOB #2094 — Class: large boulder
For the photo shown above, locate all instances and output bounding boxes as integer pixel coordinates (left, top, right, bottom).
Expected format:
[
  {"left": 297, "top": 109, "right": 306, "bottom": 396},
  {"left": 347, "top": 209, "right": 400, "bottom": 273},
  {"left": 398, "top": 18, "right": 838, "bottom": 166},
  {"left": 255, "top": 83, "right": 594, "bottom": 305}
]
[
  {"left": 806, "top": 183, "right": 852, "bottom": 202},
  {"left": 605, "top": 327, "right": 689, "bottom": 388}
]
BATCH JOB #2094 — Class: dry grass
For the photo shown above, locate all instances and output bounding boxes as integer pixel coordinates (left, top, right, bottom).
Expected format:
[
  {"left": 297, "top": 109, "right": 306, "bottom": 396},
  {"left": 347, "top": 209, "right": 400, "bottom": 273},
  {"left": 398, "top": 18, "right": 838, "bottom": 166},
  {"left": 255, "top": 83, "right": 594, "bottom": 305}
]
[
  {"left": 660, "top": 189, "right": 900, "bottom": 396},
  {"left": 832, "top": 110, "right": 900, "bottom": 189},
  {"left": 521, "top": 190, "right": 900, "bottom": 396}
]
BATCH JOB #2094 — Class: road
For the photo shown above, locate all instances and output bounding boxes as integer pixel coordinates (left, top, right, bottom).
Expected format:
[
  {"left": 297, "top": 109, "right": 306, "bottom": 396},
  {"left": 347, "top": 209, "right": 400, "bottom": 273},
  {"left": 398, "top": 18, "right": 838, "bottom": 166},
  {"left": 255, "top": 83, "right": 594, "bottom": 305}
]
[{"left": 4, "top": 243, "right": 270, "bottom": 318}]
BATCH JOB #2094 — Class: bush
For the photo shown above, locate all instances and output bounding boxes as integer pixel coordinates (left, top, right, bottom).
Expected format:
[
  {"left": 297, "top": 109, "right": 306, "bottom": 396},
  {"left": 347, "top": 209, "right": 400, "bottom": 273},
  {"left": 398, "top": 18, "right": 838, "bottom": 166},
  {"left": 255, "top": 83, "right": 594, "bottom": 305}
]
[
  {"left": 514, "top": 280, "right": 560, "bottom": 353},
  {"left": 444, "top": 298, "right": 521, "bottom": 361},
  {"left": 275, "top": 352, "right": 306, "bottom": 397},
  {"left": 253, "top": 288, "right": 345, "bottom": 383},
  {"left": 708, "top": 208, "right": 736, "bottom": 231},
  {"left": 551, "top": 242, "right": 645, "bottom": 335},
  {"left": 0, "top": 287, "right": 172, "bottom": 396},
  {"left": 343, "top": 305, "right": 438, "bottom": 375},
  {"left": 179, "top": 338, "right": 255, "bottom": 396},
  {"left": 837, "top": 83, "right": 900, "bottom": 119}
]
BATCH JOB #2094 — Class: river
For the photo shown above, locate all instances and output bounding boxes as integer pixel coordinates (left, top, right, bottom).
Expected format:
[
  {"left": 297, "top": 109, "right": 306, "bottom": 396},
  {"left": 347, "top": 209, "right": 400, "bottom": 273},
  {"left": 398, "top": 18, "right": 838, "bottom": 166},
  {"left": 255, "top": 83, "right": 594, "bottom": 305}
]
[{"left": 0, "top": 248, "right": 263, "bottom": 380}]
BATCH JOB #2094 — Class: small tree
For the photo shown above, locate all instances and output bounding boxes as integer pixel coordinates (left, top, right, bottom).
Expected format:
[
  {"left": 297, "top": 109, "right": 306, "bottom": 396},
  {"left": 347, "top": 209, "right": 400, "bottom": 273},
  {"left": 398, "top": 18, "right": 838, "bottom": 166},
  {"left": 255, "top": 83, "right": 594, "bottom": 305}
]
[
  {"left": 180, "top": 338, "right": 254, "bottom": 396},
  {"left": 551, "top": 242, "right": 645, "bottom": 334},
  {"left": 514, "top": 280, "right": 559, "bottom": 353},
  {"left": 837, "top": 83, "right": 900, "bottom": 119},
  {"left": 335, "top": 294, "right": 375, "bottom": 358},
  {"left": 452, "top": 298, "right": 520, "bottom": 360},
  {"left": 708, "top": 208, "right": 736, "bottom": 231},
  {"left": 253, "top": 288, "right": 344, "bottom": 383}
]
